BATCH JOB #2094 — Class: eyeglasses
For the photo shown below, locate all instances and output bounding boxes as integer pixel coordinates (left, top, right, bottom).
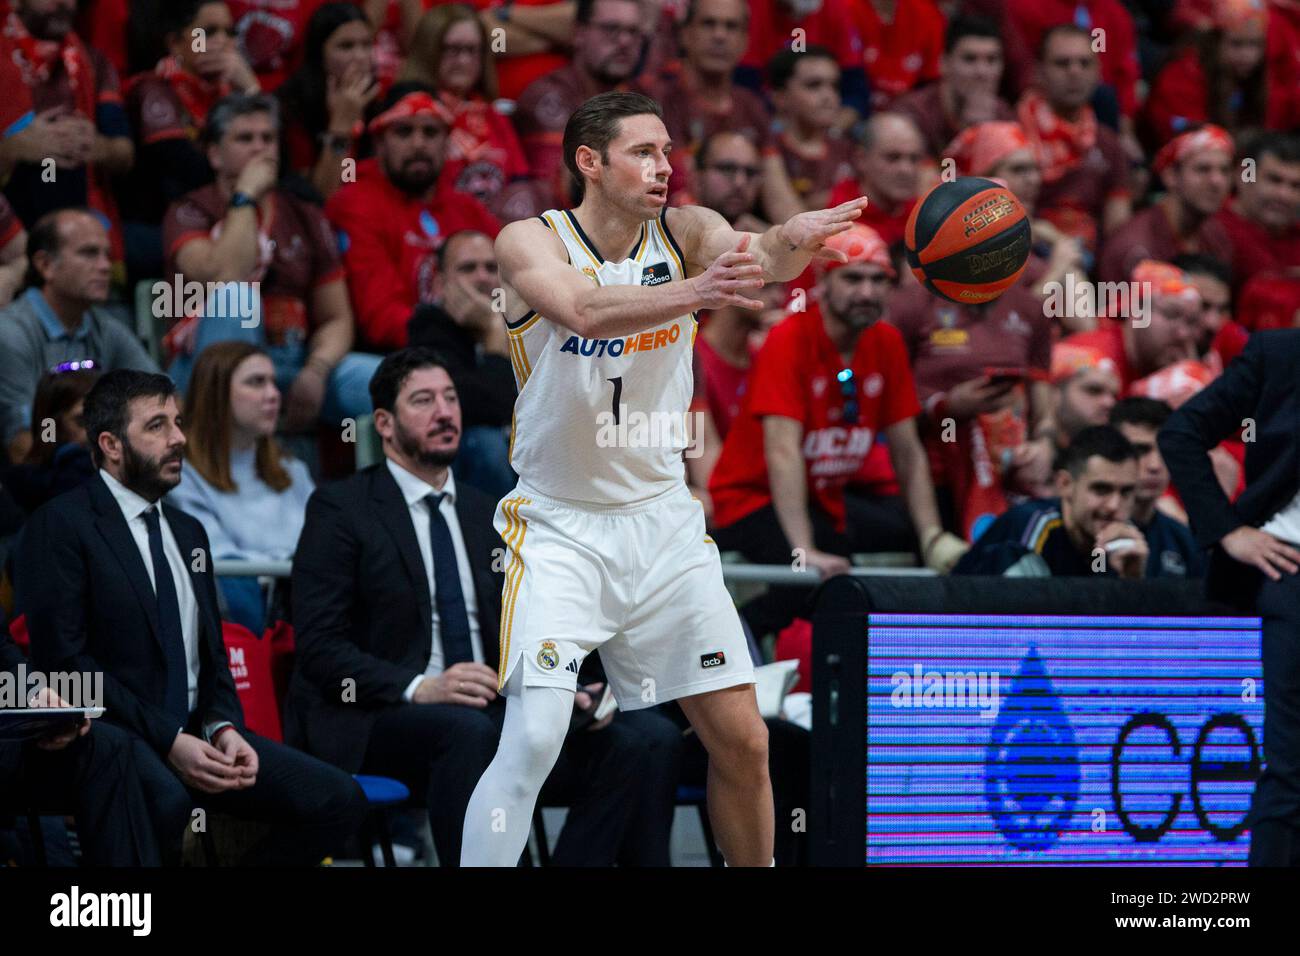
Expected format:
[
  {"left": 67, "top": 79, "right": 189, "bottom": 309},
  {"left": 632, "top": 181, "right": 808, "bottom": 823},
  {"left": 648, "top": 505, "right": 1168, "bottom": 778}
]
[
  {"left": 589, "top": 21, "right": 643, "bottom": 41},
  {"left": 51, "top": 359, "right": 97, "bottom": 374},
  {"left": 707, "top": 162, "right": 762, "bottom": 181},
  {"left": 837, "top": 367, "right": 859, "bottom": 425},
  {"left": 441, "top": 42, "right": 481, "bottom": 59}
]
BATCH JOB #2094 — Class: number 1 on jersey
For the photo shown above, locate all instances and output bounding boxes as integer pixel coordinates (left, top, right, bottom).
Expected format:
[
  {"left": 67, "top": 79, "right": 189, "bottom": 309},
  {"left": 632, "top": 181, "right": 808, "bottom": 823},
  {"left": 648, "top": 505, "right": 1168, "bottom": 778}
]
[{"left": 607, "top": 376, "right": 623, "bottom": 425}]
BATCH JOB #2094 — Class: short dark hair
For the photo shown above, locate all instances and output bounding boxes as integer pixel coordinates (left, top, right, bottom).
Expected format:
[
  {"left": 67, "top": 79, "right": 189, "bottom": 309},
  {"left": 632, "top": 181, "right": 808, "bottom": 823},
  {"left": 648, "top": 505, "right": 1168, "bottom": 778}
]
[
  {"left": 160, "top": 0, "right": 209, "bottom": 38},
  {"left": 1055, "top": 425, "right": 1138, "bottom": 477},
  {"left": 83, "top": 369, "right": 179, "bottom": 466},
  {"left": 562, "top": 91, "right": 664, "bottom": 200},
  {"left": 435, "top": 228, "right": 493, "bottom": 273},
  {"left": 944, "top": 13, "right": 1001, "bottom": 54},
  {"left": 369, "top": 347, "right": 454, "bottom": 413},
  {"left": 694, "top": 129, "right": 757, "bottom": 171},
  {"left": 1039, "top": 23, "right": 1093, "bottom": 61},
  {"left": 1171, "top": 253, "right": 1232, "bottom": 287},
  {"left": 683, "top": 0, "right": 748, "bottom": 26},
  {"left": 25, "top": 208, "right": 96, "bottom": 289},
  {"left": 1110, "top": 397, "right": 1172, "bottom": 433},
  {"left": 1238, "top": 130, "right": 1300, "bottom": 168},
  {"left": 767, "top": 44, "right": 838, "bottom": 91},
  {"left": 203, "top": 92, "right": 280, "bottom": 145}
]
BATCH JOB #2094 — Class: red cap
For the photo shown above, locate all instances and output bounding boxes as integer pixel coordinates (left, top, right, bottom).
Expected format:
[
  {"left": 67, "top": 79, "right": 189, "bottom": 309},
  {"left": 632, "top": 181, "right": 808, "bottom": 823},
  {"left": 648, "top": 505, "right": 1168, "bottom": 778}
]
[
  {"left": 816, "top": 223, "right": 895, "bottom": 278},
  {"left": 1153, "top": 124, "right": 1233, "bottom": 176}
]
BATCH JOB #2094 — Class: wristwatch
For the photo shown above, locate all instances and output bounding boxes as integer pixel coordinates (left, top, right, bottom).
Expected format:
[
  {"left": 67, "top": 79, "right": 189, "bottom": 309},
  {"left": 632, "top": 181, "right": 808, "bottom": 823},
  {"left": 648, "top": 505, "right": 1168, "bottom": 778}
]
[{"left": 229, "top": 191, "right": 257, "bottom": 210}]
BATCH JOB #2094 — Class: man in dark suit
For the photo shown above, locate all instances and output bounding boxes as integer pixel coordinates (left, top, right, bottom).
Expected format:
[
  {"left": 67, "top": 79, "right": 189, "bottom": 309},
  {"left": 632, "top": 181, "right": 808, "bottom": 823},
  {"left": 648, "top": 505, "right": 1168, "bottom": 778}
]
[
  {"left": 15, "top": 369, "right": 367, "bottom": 865},
  {"left": 1, "top": 621, "right": 164, "bottom": 865},
  {"left": 1160, "top": 329, "right": 1300, "bottom": 866},
  {"left": 287, "top": 347, "right": 682, "bottom": 866}
]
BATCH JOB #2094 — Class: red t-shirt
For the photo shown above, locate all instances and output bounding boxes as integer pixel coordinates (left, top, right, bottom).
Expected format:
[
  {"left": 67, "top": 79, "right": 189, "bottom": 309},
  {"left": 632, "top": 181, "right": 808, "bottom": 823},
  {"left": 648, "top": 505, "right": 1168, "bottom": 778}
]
[
  {"left": 853, "top": 0, "right": 945, "bottom": 111},
  {"left": 164, "top": 185, "right": 345, "bottom": 346},
  {"left": 829, "top": 179, "right": 915, "bottom": 247},
  {"left": 694, "top": 332, "right": 753, "bottom": 440},
  {"left": 740, "top": 0, "right": 865, "bottom": 73},
  {"left": 467, "top": 0, "right": 569, "bottom": 101},
  {"left": 439, "top": 95, "right": 530, "bottom": 211},
  {"left": 709, "top": 304, "right": 921, "bottom": 532},
  {"left": 227, "top": 0, "right": 328, "bottom": 91},
  {"left": 324, "top": 158, "right": 500, "bottom": 351},
  {"left": 1213, "top": 199, "right": 1300, "bottom": 292},
  {"left": 77, "top": 0, "right": 129, "bottom": 77},
  {"left": 1096, "top": 203, "right": 1234, "bottom": 286},
  {"left": 1034, "top": 123, "right": 1129, "bottom": 252}
]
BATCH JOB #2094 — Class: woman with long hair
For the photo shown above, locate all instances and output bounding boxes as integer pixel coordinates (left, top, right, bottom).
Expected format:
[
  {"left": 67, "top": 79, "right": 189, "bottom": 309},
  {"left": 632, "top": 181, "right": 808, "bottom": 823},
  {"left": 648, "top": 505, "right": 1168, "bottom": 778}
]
[
  {"left": 277, "top": 2, "right": 380, "bottom": 201},
  {"left": 168, "top": 342, "right": 314, "bottom": 629},
  {"left": 1143, "top": 1, "right": 1300, "bottom": 148},
  {"left": 3, "top": 364, "right": 100, "bottom": 514},
  {"left": 399, "top": 3, "right": 532, "bottom": 218}
]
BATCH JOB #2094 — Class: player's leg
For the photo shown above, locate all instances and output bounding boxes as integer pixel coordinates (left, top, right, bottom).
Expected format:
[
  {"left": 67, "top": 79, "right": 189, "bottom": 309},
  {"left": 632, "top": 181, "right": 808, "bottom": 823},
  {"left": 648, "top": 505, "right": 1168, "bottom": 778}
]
[
  {"left": 460, "top": 668, "right": 575, "bottom": 866},
  {"left": 678, "top": 684, "right": 774, "bottom": 866}
]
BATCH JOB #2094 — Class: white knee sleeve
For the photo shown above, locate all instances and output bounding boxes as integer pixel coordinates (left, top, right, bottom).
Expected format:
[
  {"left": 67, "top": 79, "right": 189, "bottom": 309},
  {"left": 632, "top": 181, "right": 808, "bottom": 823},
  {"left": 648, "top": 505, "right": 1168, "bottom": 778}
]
[{"left": 460, "top": 676, "right": 574, "bottom": 866}]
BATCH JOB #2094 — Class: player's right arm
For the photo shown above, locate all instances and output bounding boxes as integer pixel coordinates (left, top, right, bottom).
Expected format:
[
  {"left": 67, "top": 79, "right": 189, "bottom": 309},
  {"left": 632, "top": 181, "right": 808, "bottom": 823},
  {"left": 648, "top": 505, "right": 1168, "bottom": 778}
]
[{"left": 495, "top": 218, "right": 765, "bottom": 340}]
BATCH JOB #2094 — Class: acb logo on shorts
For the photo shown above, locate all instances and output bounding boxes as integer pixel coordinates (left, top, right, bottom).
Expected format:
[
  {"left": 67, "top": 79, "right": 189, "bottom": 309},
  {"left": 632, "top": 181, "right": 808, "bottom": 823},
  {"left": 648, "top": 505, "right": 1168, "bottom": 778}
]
[
  {"left": 537, "top": 641, "right": 560, "bottom": 670},
  {"left": 700, "top": 651, "right": 726, "bottom": 669}
]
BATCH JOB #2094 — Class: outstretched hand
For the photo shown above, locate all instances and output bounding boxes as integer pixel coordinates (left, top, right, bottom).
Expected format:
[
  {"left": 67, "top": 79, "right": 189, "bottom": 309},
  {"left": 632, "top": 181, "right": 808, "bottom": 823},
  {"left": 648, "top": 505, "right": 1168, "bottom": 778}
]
[{"left": 777, "top": 197, "right": 869, "bottom": 263}]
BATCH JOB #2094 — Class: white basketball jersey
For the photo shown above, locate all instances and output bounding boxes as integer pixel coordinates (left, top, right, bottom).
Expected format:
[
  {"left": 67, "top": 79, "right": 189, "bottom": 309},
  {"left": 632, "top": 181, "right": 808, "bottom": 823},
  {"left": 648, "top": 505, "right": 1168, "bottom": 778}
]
[{"left": 504, "top": 207, "right": 697, "bottom": 506}]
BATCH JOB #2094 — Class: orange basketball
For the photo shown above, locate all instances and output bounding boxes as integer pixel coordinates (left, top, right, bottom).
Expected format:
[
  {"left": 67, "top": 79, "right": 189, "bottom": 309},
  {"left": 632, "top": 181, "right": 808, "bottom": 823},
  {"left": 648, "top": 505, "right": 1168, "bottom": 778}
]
[{"left": 904, "top": 177, "right": 1031, "bottom": 305}]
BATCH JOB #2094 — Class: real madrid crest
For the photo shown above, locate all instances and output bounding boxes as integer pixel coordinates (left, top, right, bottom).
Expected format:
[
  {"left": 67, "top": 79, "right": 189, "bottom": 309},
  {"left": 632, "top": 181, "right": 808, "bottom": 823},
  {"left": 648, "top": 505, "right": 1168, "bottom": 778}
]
[
  {"left": 536, "top": 641, "right": 559, "bottom": 670},
  {"left": 582, "top": 266, "right": 599, "bottom": 284}
]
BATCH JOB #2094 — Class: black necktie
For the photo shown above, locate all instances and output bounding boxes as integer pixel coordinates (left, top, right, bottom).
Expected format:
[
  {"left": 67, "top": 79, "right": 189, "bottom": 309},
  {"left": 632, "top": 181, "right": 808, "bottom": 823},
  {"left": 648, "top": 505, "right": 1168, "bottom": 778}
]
[
  {"left": 425, "top": 493, "right": 473, "bottom": 666},
  {"left": 143, "top": 507, "right": 190, "bottom": 726}
]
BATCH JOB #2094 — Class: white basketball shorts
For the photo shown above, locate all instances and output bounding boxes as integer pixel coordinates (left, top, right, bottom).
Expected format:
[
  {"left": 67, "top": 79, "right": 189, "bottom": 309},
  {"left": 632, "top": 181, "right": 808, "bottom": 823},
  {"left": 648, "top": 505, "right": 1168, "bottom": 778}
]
[{"left": 493, "top": 480, "right": 756, "bottom": 709}]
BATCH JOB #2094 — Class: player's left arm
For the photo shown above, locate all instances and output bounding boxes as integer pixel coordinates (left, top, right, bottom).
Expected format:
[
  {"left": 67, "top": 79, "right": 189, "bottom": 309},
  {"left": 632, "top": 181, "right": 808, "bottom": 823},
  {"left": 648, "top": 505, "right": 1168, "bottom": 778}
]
[
  {"left": 669, "top": 197, "right": 869, "bottom": 284},
  {"left": 883, "top": 417, "right": 969, "bottom": 573}
]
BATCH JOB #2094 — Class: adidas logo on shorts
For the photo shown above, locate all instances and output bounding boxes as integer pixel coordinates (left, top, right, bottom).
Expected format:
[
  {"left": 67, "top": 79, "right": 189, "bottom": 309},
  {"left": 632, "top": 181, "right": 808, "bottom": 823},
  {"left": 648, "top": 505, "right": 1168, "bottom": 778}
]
[
  {"left": 700, "top": 651, "right": 726, "bottom": 669},
  {"left": 565, "top": 658, "right": 580, "bottom": 674}
]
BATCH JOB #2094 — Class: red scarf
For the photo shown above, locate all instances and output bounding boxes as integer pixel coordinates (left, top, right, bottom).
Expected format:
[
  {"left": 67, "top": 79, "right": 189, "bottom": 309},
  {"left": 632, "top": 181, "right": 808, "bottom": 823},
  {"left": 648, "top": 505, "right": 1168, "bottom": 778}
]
[
  {"left": 153, "top": 54, "right": 227, "bottom": 129},
  {"left": 1016, "top": 89, "right": 1098, "bottom": 185},
  {"left": 3, "top": 9, "right": 95, "bottom": 118}
]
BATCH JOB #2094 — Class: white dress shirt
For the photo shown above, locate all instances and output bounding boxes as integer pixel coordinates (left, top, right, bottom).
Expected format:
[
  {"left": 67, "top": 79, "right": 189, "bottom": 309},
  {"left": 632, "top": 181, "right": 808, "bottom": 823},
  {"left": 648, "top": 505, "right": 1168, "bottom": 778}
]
[
  {"left": 100, "top": 469, "right": 201, "bottom": 713},
  {"left": 385, "top": 460, "right": 484, "bottom": 701},
  {"left": 1260, "top": 490, "right": 1300, "bottom": 547}
]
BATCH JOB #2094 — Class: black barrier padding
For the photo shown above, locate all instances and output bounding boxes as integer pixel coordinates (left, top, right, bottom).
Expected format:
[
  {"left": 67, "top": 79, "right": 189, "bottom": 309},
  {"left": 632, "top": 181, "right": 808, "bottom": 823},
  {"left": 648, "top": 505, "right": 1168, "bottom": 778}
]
[{"left": 808, "top": 575, "right": 1240, "bottom": 865}]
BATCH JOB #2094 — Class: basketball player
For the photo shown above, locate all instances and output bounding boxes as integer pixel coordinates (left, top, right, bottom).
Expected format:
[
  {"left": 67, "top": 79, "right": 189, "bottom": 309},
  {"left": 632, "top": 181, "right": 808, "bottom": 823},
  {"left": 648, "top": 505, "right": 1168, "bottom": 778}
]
[{"left": 459, "top": 91, "right": 867, "bottom": 867}]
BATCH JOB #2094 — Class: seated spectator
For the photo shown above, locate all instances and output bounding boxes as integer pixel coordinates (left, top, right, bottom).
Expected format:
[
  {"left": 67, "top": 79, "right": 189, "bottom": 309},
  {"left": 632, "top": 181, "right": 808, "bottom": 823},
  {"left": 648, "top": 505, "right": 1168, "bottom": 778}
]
[
  {"left": 2, "top": 364, "right": 98, "bottom": 515},
  {"left": 768, "top": 46, "right": 854, "bottom": 214},
  {"left": 694, "top": 282, "right": 789, "bottom": 443},
  {"left": 1001, "top": 0, "right": 1142, "bottom": 145},
  {"left": 277, "top": 3, "right": 378, "bottom": 204},
  {"left": 0, "top": 195, "right": 27, "bottom": 306},
  {"left": 942, "top": 121, "right": 1086, "bottom": 318},
  {"left": 1098, "top": 125, "right": 1234, "bottom": 284},
  {"left": 1062, "top": 259, "right": 1202, "bottom": 392},
  {"left": 406, "top": 230, "right": 517, "bottom": 499},
  {"left": 647, "top": 0, "right": 772, "bottom": 204},
  {"left": 710, "top": 226, "right": 967, "bottom": 639},
  {"left": 690, "top": 131, "right": 773, "bottom": 234},
  {"left": 1212, "top": 131, "right": 1300, "bottom": 292},
  {"left": 163, "top": 92, "right": 380, "bottom": 425},
  {"left": 325, "top": 84, "right": 499, "bottom": 352},
  {"left": 399, "top": 4, "right": 533, "bottom": 221},
  {"left": 1109, "top": 396, "right": 1207, "bottom": 577},
  {"left": 166, "top": 342, "right": 313, "bottom": 632},
  {"left": 0, "top": 617, "right": 165, "bottom": 865},
  {"left": 735, "top": 0, "right": 869, "bottom": 121},
  {"left": 16, "top": 369, "right": 368, "bottom": 865},
  {"left": 828, "top": 113, "right": 923, "bottom": 247},
  {"left": 0, "top": 0, "right": 133, "bottom": 265},
  {"left": 1051, "top": 343, "right": 1123, "bottom": 445},
  {"left": 1017, "top": 24, "right": 1132, "bottom": 261},
  {"left": 1173, "top": 252, "right": 1249, "bottom": 367},
  {"left": 287, "top": 348, "right": 682, "bottom": 866},
  {"left": 1143, "top": 0, "right": 1299, "bottom": 148},
  {"left": 889, "top": 14, "right": 1015, "bottom": 159},
  {"left": 852, "top": 0, "right": 944, "bottom": 111},
  {"left": 513, "top": 0, "right": 652, "bottom": 211},
  {"left": 953, "top": 425, "right": 1152, "bottom": 577},
  {"left": 225, "top": 0, "right": 328, "bottom": 91},
  {"left": 120, "top": 0, "right": 258, "bottom": 278},
  {"left": 0, "top": 209, "right": 157, "bottom": 464},
  {"left": 888, "top": 244, "right": 1056, "bottom": 538}
]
